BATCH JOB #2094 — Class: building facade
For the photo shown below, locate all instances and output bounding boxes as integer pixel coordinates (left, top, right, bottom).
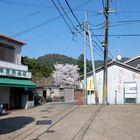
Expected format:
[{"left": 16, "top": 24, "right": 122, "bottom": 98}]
[
  {"left": 80, "top": 58, "right": 140, "bottom": 105},
  {"left": 0, "top": 34, "right": 36, "bottom": 110}
]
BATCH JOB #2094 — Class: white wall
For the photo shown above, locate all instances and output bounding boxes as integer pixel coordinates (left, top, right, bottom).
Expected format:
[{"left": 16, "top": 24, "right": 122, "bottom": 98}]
[
  {"left": 14, "top": 45, "right": 22, "bottom": 64},
  {"left": 136, "top": 80, "right": 140, "bottom": 103},
  {"left": 0, "top": 87, "right": 10, "bottom": 105},
  {"left": 96, "top": 70, "right": 103, "bottom": 104},
  {"left": 96, "top": 65, "right": 140, "bottom": 104}
]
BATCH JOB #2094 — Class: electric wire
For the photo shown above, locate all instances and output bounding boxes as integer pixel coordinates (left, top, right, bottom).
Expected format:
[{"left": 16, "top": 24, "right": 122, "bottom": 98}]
[
  {"left": 101, "top": 0, "right": 105, "bottom": 9},
  {"left": 51, "top": 0, "right": 104, "bottom": 59},
  {"left": 94, "top": 34, "right": 140, "bottom": 37},
  {"left": 0, "top": 10, "right": 41, "bottom": 30},
  {"left": 56, "top": 0, "right": 81, "bottom": 35},
  {"left": 11, "top": 0, "right": 93, "bottom": 37},
  {"left": 56, "top": 0, "right": 76, "bottom": 28},
  {"left": 64, "top": 0, "right": 81, "bottom": 27},
  {"left": 0, "top": 0, "right": 53, "bottom": 8},
  {"left": 61, "top": 1, "right": 104, "bottom": 58},
  {"left": 90, "top": 25, "right": 113, "bottom": 59},
  {"left": 61, "top": 1, "right": 112, "bottom": 59},
  {"left": 51, "top": 0, "right": 74, "bottom": 34}
]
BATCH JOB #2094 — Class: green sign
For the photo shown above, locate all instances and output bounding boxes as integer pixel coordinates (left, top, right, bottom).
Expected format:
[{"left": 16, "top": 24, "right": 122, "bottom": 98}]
[{"left": 0, "top": 67, "right": 27, "bottom": 78}]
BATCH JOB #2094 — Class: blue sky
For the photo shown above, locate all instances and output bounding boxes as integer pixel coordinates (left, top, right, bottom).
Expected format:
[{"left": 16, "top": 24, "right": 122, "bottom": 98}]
[{"left": 0, "top": 0, "right": 140, "bottom": 60}]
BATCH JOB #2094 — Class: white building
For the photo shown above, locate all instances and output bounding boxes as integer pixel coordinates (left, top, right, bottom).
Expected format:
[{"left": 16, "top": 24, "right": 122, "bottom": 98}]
[
  {"left": 80, "top": 58, "right": 140, "bottom": 105},
  {"left": 0, "top": 34, "right": 36, "bottom": 110}
]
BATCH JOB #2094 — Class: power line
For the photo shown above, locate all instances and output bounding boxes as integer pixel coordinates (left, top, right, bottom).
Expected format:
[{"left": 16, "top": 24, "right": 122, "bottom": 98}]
[
  {"left": 63, "top": 0, "right": 105, "bottom": 59},
  {"left": 7, "top": 0, "right": 104, "bottom": 59},
  {"left": 0, "top": 0, "right": 53, "bottom": 8},
  {"left": 64, "top": 0, "right": 82, "bottom": 28},
  {"left": 13, "top": 15, "right": 61, "bottom": 37},
  {"left": 51, "top": 0, "right": 74, "bottom": 34},
  {"left": 112, "top": 19, "right": 140, "bottom": 24},
  {"left": 37, "top": 2, "right": 104, "bottom": 58},
  {"left": 56, "top": 0, "right": 79, "bottom": 34},
  {"left": 90, "top": 19, "right": 140, "bottom": 29},
  {"left": 73, "top": 24, "right": 105, "bottom": 59},
  {"left": 94, "top": 34, "right": 140, "bottom": 37},
  {"left": 101, "top": 0, "right": 105, "bottom": 9},
  {"left": 0, "top": 10, "right": 41, "bottom": 30},
  {"left": 90, "top": 27, "right": 114, "bottom": 59},
  {"left": 90, "top": 22, "right": 105, "bottom": 27},
  {"left": 118, "top": 10, "right": 140, "bottom": 14},
  {"left": 11, "top": 0, "right": 93, "bottom": 37},
  {"left": 109, "top": 22, "right": 140, "bottom": 28}
]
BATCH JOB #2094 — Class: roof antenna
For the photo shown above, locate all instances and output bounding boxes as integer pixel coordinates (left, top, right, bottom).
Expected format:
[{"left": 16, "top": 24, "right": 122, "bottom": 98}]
[{"left": 116, "top": 49, "right": 122, "bottom": 61}]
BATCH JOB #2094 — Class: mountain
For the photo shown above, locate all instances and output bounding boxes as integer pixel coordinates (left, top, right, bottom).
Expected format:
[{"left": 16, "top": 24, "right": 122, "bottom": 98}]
[
  {"left": 22, "top": 54, "right": 129, "bottom": 86},
  {"left": 37, "top": 54, "right": 129, "bottom": 71},
  {"left": 38, "top": 54, "right": 77, "bottom": 69}
]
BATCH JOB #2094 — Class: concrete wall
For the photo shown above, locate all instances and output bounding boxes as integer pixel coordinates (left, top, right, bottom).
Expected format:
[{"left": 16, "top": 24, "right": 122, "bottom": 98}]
[
  {"left": 64, "top": 88, "right": 74, "bottom": 101},
  {"left": 0, "top": 87, "right": 10, "bottom": 105},
  {"left": 136, "top": 80, "right": 140, "bottom": 104},
  {"left": 52, "top": 89, "right": 60, "bottom": 97}
]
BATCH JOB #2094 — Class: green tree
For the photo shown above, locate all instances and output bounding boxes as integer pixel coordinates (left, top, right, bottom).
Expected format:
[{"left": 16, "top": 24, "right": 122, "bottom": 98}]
[
  {"left": 21, "top": 56, "right": 52, "bottom": 77},
  {"left": 38, "top": 54, "right": 77, "bottom": 70},
  {"left": 77, "top": 54, "right": 92, "bottom": 75}
]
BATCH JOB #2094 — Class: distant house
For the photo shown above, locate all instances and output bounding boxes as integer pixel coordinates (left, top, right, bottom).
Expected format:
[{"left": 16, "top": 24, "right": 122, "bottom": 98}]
[
  {"left": 80, "top": 58, "right": 140, "bottom": 105},
  {"left": 0, "top": 34, "right": 36, "bottom": 110}
]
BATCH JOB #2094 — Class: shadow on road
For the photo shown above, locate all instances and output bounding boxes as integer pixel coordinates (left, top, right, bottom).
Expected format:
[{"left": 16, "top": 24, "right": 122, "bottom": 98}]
[{"left": 0, "top": 116, "right": 34, "bottom": 134}]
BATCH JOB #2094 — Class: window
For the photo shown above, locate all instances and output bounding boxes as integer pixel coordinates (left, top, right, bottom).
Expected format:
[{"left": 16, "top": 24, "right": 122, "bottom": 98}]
[
  {"left": 125, "top": 98, "right": 136, "bottom": 104},
  {"left": 0, "top": 44, "right": 15, "bottom": 62}
]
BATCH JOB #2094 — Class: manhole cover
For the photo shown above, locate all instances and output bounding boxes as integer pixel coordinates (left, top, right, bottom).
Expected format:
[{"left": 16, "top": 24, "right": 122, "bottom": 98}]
[
  {"left": 41, "top": 116, "right": 48, "bottom": 118},
  {"left": 46, "top": 130, "right": 55, "bottom": 133},
  {"left": 41, "top": 110, "right": 48, "bottom": 112},
  {"left": 36, "top": 120, "right": 52, "bottom": 125}
]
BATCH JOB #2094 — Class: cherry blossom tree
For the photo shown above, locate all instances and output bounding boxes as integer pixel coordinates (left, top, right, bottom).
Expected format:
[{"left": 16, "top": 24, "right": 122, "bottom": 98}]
[{"left": 53, "top": 64, "right": 79, "bottom": 86}]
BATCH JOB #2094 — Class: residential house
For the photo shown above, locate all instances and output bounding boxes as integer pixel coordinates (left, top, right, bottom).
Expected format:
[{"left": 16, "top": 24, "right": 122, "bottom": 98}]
[{"left": 0, "top": 34, "right": 36, "bottom": 110}]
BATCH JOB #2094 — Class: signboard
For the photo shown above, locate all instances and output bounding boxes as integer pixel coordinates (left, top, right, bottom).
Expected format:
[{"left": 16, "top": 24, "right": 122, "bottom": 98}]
[
  {"left": 0, "top": 67, "right": 31, "bottom": 79},
  {"left": 124, "top": 82, "right": 137, "bottom": 99},
  {"left": 87, "top": 77, "right": 94, "bottom": 91},
  {"left": 124, "top": 82, "right": 137, "bottom": 94}
]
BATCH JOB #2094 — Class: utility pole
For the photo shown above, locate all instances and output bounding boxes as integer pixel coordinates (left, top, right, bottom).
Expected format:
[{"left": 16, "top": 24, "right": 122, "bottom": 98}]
[
  {"left": 83, "top": 12, "right": 87, "bottom": 104},
  {"left": 103, "top": 0, "right": 109, "bottom": 105},
  {"left": 88, "top": 23, "right": 99, "bottom": 104}
]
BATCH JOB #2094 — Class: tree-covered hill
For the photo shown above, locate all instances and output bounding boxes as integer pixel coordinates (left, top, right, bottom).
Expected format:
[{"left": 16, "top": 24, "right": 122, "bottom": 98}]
[
  {"left": 22, "top": 54, "right": 129, "bottom": 79},
  {"left": 38, "top": 54, "right": 77, "bottom": 70}
]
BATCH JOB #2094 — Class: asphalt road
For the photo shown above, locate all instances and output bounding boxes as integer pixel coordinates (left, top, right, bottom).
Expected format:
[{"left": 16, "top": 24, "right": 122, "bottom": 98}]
[{"left": 0, "top": 103, "right": 140, "bottom": 140}]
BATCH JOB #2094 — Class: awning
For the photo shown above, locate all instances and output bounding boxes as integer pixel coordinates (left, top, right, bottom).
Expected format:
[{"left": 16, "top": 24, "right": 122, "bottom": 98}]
[{"left": 0, "top": 78, "right": 36, "bottom": 88}]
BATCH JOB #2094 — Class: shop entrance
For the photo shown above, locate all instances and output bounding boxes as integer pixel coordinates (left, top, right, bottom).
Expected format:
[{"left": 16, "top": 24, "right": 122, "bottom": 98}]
[{"left": 10, "top": 87, "right": 25, "bottom": 109}]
